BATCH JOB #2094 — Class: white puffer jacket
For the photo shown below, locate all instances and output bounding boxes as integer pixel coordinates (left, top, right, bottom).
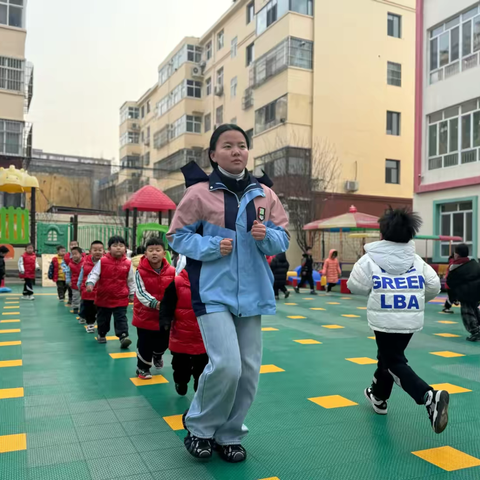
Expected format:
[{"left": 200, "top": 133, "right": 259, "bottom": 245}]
[{"left": 347, "top": 241, "right": 440, "bottom": 333}]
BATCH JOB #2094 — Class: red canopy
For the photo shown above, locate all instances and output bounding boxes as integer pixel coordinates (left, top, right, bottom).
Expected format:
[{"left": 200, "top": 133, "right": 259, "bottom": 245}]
[
  {"left": 303, "top": 205, "right": 379, "bottom": 231},
  {"left": 123, "top": 186, "right": 176, "bottom": 212}
]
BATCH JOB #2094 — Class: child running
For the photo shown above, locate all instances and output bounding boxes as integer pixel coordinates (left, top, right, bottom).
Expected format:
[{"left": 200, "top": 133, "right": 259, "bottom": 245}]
[
  {"left": 160, "top": 254, "right": 208, "bottom": 395},
  {"left": 348, "top": 208, "right": 449, "bottom": 434},
  {"left": 49, "top": 245, "right": 71, "bottom": 302},
  {"left": 86, "top": 236, "right": 134, "bottom": 349},
  {"left": 270, "top": 252, "right": 290, "bottom": 300},
  {"left": 446, "top": 243, "right": 480, "bottom": 342},
  {"left": 322, "top": 249, "right": 342, "bottom": 293},
  {"left": 79, "top": 240, "right": 104, "bottom": 333},
  {"left": 133, "top": 237, "right": 175, "bottom": 379},
  {"left": 68, "top": 247, "right": 84, "bottom": 315},
  {"left": 295, "top": 247, "right": 317, "bottom": 295},
  {"left": 18, "top": 243, "right": 39, "bottom": 300}
]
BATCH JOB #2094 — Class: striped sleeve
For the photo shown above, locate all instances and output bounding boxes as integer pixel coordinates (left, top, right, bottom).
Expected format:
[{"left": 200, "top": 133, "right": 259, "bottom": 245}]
[{"left": 135, "top": 270, "right": 158, "bottom": 309}]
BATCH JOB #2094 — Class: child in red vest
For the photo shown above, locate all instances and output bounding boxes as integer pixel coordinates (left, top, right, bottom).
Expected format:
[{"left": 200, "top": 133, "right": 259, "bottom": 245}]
[
  {"left": 18, "top": 243, "right": 39, "bottom": 300},
  {"left": 48, "top": 245, "right": 71, "bottom": 301},
  {"left": 160, "top": 255, "right": 208, "bottom": 396},
  {"left": 133, "top": 237, "right": 175, "bottom": 380},
  {"left": 65, "top": 240, "right": 86, "bottom": 314},
  {"left": 86, "top": 236, "right": 134, "bottom": 349},
  {"left": 68, "top": 246, "right": 84, "bottom": 315},
  {"left": 79, "top": 240, "right": 104, "bottom": 333}
]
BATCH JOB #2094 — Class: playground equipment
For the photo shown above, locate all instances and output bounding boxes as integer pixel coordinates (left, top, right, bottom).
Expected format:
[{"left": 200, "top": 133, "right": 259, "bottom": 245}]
[{"left": 136, "top": 223, "right": 172, "bottom": 263}]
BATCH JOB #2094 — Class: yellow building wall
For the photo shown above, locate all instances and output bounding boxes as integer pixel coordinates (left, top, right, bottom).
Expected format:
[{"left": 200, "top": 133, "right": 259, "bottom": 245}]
[
  {"left": 0, "top": 28, "right": 26, "bottom": 58},
  {"left": 0, "top": 91, "right": 24, "bottom": 121},
  {"left": 312, "top": 0, "right": 415, "bottom": 199}
]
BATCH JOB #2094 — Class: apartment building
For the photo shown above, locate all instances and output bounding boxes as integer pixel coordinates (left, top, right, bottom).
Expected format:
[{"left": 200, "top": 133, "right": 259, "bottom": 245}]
[
  {"left": 110, "top": 0, "right": 416, "bottom": 219},
  {"left": 0, "top": 0, "right": 33, "bottom": 206},
  {"left": 413, "top": 0, "right": 480, "bottom": 261}
]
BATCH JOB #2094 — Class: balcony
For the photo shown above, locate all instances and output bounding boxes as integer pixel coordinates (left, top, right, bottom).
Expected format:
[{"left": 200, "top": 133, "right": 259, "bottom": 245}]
[{"left": 154, "top": 148, "right": 208, "bottom": 179}]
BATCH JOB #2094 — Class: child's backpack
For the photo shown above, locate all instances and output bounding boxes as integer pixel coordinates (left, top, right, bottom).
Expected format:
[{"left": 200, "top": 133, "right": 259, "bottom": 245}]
[{"left": 48, "top": 261, "right": 54, "bottom": 280}]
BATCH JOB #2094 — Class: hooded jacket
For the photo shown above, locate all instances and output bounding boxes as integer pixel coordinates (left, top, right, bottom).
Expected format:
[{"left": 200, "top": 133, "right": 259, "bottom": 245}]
[
  {"left": 446, "top": 258, "right": 480, "bottom": 304},
  {"left": 347, "top": 240, "right": 440, "bottom": 333},
  {"left": 270, "top": 252, "right": 289, "bottom": 286},
  {"left": 322, "top": 249, "right": 341, "bottom": 284},
  {"left": 167, "top": 162, "right": 289, "bottom": 318}
]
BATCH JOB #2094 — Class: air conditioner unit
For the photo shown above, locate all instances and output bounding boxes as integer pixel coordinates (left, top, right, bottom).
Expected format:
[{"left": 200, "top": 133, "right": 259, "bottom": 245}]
[
  {"left": 214, "top": 85, "right": 224, "bottom": 96},
  {"left": 192, "top": 65, "right": 204, "bottom": 78},
  {"left": 345, "top": 180, "right": 359, "bottom": 193}
]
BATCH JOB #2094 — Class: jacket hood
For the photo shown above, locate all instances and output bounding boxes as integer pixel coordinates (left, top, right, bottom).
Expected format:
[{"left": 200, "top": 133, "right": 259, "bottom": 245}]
[
  {"left": 364, "top": 240, "right": 416, "bottom": 275},
  {"left": 328, "top": 249, "right": 338, "bottom": 260}
]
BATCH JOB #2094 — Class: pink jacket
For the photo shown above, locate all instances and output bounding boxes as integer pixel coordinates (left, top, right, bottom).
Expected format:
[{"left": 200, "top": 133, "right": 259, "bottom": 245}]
[{"left": 322, "top": 249, "right": 341, "bottom": 284}]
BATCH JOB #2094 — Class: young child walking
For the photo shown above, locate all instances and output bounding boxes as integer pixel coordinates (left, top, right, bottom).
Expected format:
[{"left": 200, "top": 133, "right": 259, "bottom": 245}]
[
  {"left": 79, "top": 240, "right": 104, "bottom": 333},
  {"left": 49, "top": 245, "right": 71, "bottom": 302},
  {"left": 348, "top": 208, "right": 449, "bottom": 434},
  {"left": 446, "top": 243, "right": 480, "bottom": 342},
  {"left": 160, "top": 254, "right": 208, "bottom": 395},
  {"left": 295, "top": 247, "right": 317, "bottom": 295},
  {"left": 322, "top": 249, "right": 342, "bottom": 293},
  {"left": 86, "top": 236, "right": 134, "bottom": 349},
  {"left": 68, "top": 247, "right": 84, "bottom": 315},
  {"left": 442, "top": 255, "right": 456, "bottom": 314},
  {"left": 270, "top": 252, "right": 290, "bottom": 300},
  {"left": 133, "top": 238, "right": 175, "bottom": 379},
  {"left": 18, "top": 243, "right": 39, "bottom": 300},
  {"left": 0, "top": 246, "right": 8, "bottom": 289}
]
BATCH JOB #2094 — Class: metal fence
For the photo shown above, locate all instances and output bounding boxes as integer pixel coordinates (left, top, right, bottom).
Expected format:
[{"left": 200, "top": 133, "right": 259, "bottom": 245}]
[{"left": 77, "top": 224, "right": 131, "bottom": 251}]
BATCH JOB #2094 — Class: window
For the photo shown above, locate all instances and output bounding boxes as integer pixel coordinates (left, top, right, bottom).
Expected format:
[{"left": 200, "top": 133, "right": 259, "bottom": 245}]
[
  {"left": 255, "top": 95, "right": 288, "bottom": 134},
  {"left": 187, "top": 44, "right": 202, "bottom": 63},
  {"left": 217, "top": 30, "right": 224, "bottom": 50},
  {"left": 267, "top": 0, "right": 278, "bottom": 28},
  {"left": 216, "top": 105, "right": 224, "bottom": 125},
  {"left": 186, "top": 115, "right": 202, "bottom": 133},
  {"left": 158, "top": 44, "right": 199, "bottom": 85},
  {"left": 120, "top": 131, "right": 139, "bottom": 147},
  {"left": 169, "top": 115, "right": 202, "bottom": 140},
  {"left": 386, "top": 111, "right": 401, "bottom": 135},
  {"left": 255, "top": 147, "right": 311, "bottom": 179},
  {"left": 120, "top": 155, "right": 141, "bottom": 170},
  {"left": 385, "top": 160, "right": 400, "bottom": 184},
  {"left": 291, "top": 0, "right": 313, "bottom": 16},
  {"left": 143, "top": 152, "right": 150, "bottom": 166},
  {"left": 289, "top": 37, "right": 314, "bottom": 69},
  {"left": 120, "top": 106, "right": 139, "bottom": 124},
  {"left": 186, "top": 79, "right": 202, "bottom": 98},
  {"left": 206, "top": 77, "right": 212, "bottom": 95},
  {"left": 246, "top": 129, "right": 254, "bottom": 149},
  {"left": 217, "top": 67, "right": 224, "bottom": 86},
  {"left": 231, "top": 37, "right": 238, "bottom": 58},
  {"left": 146, "top": 101, "right": 151, "bottom": 114},
  {"left": 387, "top": 61, "right": 402, "bottom": 86},
  {"left": 428, "top": 98, "right": 480, "bottom": 170},
  {"left": 230, "top": 76, "right": 237, "bottom": 98},
  {"left": 206, "top": 41, "right": 212, "bottom": 61},
  {"left": 0, "top": 0, "right": 24, "bottom": 28},
  {"left": 154, "top": 149, "right": 207, "bottom": 177},
  {"left": 153, "top": 126, "right": 169, "bottom": 149},
  {"left": 141, "top": 106, "right": 145, "bottom": 119},
  {"left": 205, "top": 113, "right": 212, "bottom": 132},
  {"left": 246, "top": 43, "right": 255, "bottom": 66},
  {"left": 0, "top": 119, "right": 23, "bottom": 156},
  {"left": 0, "top": 56, "right": 24, "bottom": 92},
  {"left": 388, "top": 13, "right": 402, "bottom": 38},
  {"left": 439, "top": 201, "right": 474, "bottom": 257},
  {"left": 247, "top": 2, "right": 254, "bottom": 24},
  {"left": 429, "top": 6, "right": 480, "bottom": 84}
]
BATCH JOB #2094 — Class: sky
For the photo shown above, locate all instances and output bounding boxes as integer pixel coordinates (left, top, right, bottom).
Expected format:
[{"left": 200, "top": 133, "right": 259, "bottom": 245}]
[{"left": 25, "top": 0, "right": 232, "bottom": 162}]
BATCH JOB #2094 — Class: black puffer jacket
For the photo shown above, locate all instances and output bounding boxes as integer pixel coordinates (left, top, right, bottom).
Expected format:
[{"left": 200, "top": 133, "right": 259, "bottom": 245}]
[
  {"left": 271, "top": 252, "right": 290, "bottom": 286},
  {"left": 447, "top": 259, "right": 480, "bottom": 304}
]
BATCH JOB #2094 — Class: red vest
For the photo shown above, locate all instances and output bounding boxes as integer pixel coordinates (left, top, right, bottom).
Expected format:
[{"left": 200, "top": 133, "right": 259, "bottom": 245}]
[
  {"left": 169, "top": 270, "right": 206, "bottom": 355},
  {"left": 81, "top": 255, "right": 98, "bottom": 301},
  {"left": 95, "top": 254, "right": 131, "bottom": 308},
  {"left": 133, "top": 256, "right": 175, "bottom": 331},
  {"left": 65, "top": 251, "right": 86, "bottom": 266},
  {"left": 69, "top": 258, "right": 84, "bottom": 291},
  {"left": 20, "top": 252, "right": 36, "bottom": 279}
]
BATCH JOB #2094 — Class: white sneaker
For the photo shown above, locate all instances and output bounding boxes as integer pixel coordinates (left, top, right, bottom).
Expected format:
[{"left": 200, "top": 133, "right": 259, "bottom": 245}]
[
  {"left": 86, "top": 325, "right": 96, "bottom": 334},
  {"left": 29, "top": 295, "right": 35, "bottom": 300},
  {"left": 364, "top": 388, "right": 388, "bottom": 415},
  {"left": 78, "top": 317, "right": 87, "bottom": 325},
  {"left": 21, "top": 296, "right": 29, "bottom": 300}
]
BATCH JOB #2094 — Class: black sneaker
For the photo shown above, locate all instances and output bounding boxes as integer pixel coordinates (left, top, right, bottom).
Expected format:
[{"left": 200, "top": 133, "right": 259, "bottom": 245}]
[
  {"left": 136, "top": 368, "right": 152, "bottom": 380},
  {"left": 425, "top": 390, "right": 449, "bottom": 434},
  {"left": 364, "top": 387, "right": 387, "bottom": 415},
  {"left": 284, "top": 291, "right": 290, "bottom": 299},
  {"left": 294, "top": 287, "right": 300, "bottom": 294},
  {"left": 310, "top": 290, "right": 318, "bottom": 295},
  {"left": 466, "top": 332, "right": 480, "bottom": 342},
  {"left": 275, "top": 296, "right": 280, "bottom": 301},
  {"left": 119, "top": 335, "right": 132, "bottom": 349},
  {"left": 97, "top": 335, "right": 107, "bottom": 344},
  {"left": 182, "top": 410, "right": 213, "bottom": 459},
  {"left": 175, "top": 383, "right": 188, "bottom": 396},
  {"left": 215, "top": 444, "right": 247, "bottom": 463},
  {"left": 442, "top": 308, "right": 454, "bottom": 314},
  {"left": 153, "top": 355, "right": 164, "bottom": 369}
]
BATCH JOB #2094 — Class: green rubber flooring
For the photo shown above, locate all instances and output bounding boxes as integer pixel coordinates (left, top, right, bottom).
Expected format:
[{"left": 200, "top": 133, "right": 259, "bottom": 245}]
[{"left": 0, "top": 287, "right": 479, "bottom": 480}]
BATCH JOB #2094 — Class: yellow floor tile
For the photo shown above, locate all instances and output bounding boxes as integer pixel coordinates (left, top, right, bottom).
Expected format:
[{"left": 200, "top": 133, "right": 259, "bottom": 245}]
[
  {"left": 342, "top": 314, "right": 360, "bottom": 318},
  {"left": 262, "top": 327, "right": 279, "bottom": 331},
  {"left": 368, "top": 336, "right": 376, "bottom": 340},
  {"left": 434, "top": 333, "right": 461, "bottom": 338},
  {"left": 322, "top": 325, "right": 344, "bottom": 329},
  {"left": 309, "top": 395, "right": 358, "bottom": 409},
  {"left": 3, "top": 306, "right": 19, "bottom": 309},
  {"left": 95, "top": 336, "right": 118, "bottom": 341},
  {"left": 430, "top": 351, "right": 465, "bottom": 358},
  {"left": 346, "top": 357, "right": 377, "bottom": 365},
  {"left": 437, "top": 321, "right": 458, "bottom": 324},
  {"left": 288, "top": 316, "right": 306, "bottom": 319},
  {"left": 341, "top": 297, "right": 352, "bottom": 300},
  {"left": 129, "top": 375, "right": 169, "bottom": 386},
  {"left": 310, "top": 308, "right": 326, "bottom": 311},
  {"left": 0, "top": 360, "right": 22, "bottom": 368},
  {"left": 1, "top": 312, "right": 19, "bottom": 315},
  {"left": 357, "top": 307, "right": 367, "bottom": 310},
  {"left": 412, "top": 446, "right": 480, "bottom": 472},
  {"left": 163, "top": 414, "right": 184, "bottom": 431},
  {"left": 430, "top": 383, "right": 472, "bottom": 394},
  {"left": 0, "top": 433, "right": 26, "bottom": 453},
  {"left": 0, "top": 329, "right": 21, "bottom": 334},
  {"left": 5, "top": 302, "right": 19, "bottom": 304},
  {"left": 0, "top": 387, "right": 24, "bottom": 399},
  {"left": 303, "top": 298, "right": 314, "bottom": 300},
  {"left": 109, "top": 352, "right": 137, "bottom": 359},
  {"left": 327, "top": 302, "right": 341, "bottom": 305},
  {"left": 294, "top": 339, "right": 322, "bottom": 345},
  {"left": 0, "top": 320, "right": 20, "bottom": 323},
  {"left": 260, "top": 478, "right": 281, "bottom": 480},
  {"left": 284, "top": 303, "right": 297, "bottom": 306},
  {"left": 260, "top": 365, "right": 285, "bottom": 374},
  {"left": 0, "top": 341, "right": 21, "bottom": 347}
]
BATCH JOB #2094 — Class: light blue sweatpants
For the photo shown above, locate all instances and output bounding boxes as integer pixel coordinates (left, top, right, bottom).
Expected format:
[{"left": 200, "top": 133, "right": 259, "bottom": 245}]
[{"left": 185, "top": 311, "right": 262, "bottom": 445}]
